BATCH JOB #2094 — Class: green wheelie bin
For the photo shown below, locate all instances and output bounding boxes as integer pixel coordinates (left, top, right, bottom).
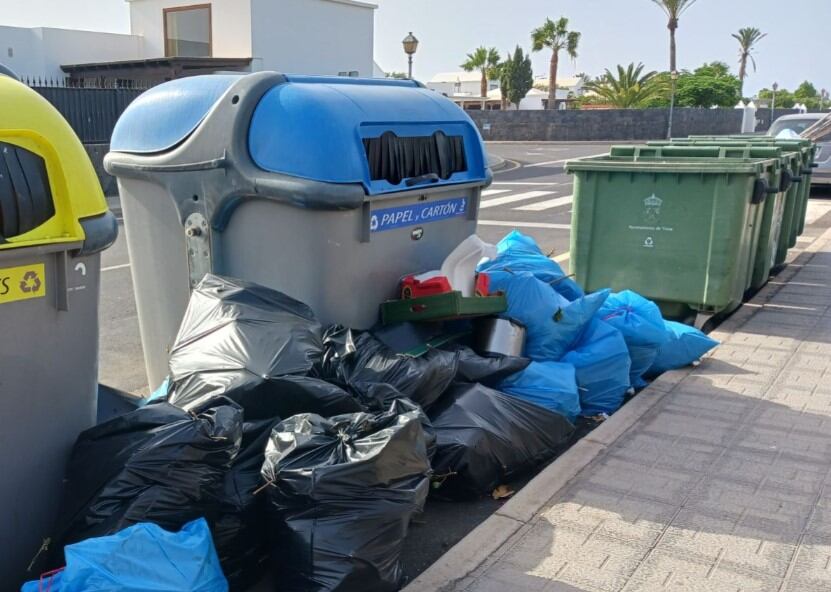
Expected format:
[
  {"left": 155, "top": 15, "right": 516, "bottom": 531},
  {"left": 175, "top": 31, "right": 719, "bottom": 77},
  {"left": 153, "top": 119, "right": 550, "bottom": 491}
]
[
  {"left": 650, "top": 139, "right": 801, "bottom": 271},
  {"left": 691, "top": 135, "right": 817, "bottom": 243},
  {"left": 732, "top": 138, "right": 816, "bottom": 240},
  {"left": 565, "top": 145, "right": 781, "bottom": 324}
]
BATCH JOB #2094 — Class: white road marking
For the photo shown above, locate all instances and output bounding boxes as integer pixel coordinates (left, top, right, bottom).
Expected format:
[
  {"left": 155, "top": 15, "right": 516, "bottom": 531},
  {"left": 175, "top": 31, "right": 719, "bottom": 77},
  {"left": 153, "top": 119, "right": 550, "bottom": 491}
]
[
  {"left": 477, "top": 220, "right": 570, "bottom": 229},
  {"left": 805, "top": 201, "right": 831, "bottom": 225},
  {"left": 491, "top": 181, "right": 564, "bottom": 186},
  {"left": 102, "top": 263, "right": 131, "bottom": 272},
  {"left": 515, "top": 195, "right": 574, "bottom": 211},
  {"left": 481, "top": 189, "right": 510, "bottom": 197},
  {"left": 523, "top": 152, "right": 609, "bottom": 168},
  {"left": 480, "top": 190, "right": 552, "bottom": 209}
]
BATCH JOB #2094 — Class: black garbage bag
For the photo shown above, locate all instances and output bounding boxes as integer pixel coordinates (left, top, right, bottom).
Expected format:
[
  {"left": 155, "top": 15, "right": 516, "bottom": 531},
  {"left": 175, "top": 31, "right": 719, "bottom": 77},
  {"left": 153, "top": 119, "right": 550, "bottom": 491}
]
[
  {"left": 214, "top": 418, "right": 280, "bottom": 592},
  {"left": 444, "top": 343, "right": 530, "bottom": 386},
  {"left": 45, "top": 398, "right": 243, "bottom": 568},
  {"left": 428, "top": 383, "right": 575, "bottom": 499},
  {"left": 320, "top": 326, "right": 459, "bottom": 410},
  {"left": 261, "top": 406, "right": 431, "bottom": 592},
  {"left": 166, "top": 275, "right": 361, "bottom": 419}
]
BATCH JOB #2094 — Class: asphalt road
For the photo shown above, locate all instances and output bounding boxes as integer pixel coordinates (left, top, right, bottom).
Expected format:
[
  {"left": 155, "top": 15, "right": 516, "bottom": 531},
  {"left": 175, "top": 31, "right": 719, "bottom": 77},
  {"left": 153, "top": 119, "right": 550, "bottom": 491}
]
[{"left": 97, "top": 141, "right": 613, "bottom": 395}]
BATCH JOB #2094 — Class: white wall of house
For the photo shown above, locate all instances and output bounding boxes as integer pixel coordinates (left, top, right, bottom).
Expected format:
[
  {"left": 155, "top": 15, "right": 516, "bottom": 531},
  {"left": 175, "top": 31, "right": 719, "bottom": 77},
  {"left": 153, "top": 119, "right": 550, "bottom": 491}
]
[
  {"left": 0, "top": 26, "right": 142, "bottom": 79},
  {"left": 1, "top": 0, "right": 376, "bottom": 80},
  {"left": 0, "top": 26, "right": 41, "bottom": 78},
  {"left": 128, "top": 0, "right": 253, "bottom": 58},
  {"left": 428, "top": 72, "right": 497, "bottom": 97},
  {"left": 249, "top": 0, "right": 374, "bottom": 76},
  {"left": 40, "top": 28, "right": 143, "bottom": 71},
  {"left": 518, "top": 88, "right": 545, "bottom": 110}
]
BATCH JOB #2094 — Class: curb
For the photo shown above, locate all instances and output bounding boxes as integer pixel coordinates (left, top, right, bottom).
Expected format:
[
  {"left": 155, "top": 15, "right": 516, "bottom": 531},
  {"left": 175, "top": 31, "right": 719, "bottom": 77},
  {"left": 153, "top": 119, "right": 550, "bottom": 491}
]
[
  {"left": 486, "top": 152, "right": 508, "bottom": 172},
  {"left": 404, "top": 223, "right": 831, "bottom": 592}
]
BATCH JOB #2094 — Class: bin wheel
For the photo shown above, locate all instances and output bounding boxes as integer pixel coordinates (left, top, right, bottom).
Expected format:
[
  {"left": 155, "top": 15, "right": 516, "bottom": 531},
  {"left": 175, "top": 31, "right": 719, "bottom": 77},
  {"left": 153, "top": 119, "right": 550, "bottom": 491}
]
[{"left": 694, "top": 312, "right": 714, "bottom": 331}]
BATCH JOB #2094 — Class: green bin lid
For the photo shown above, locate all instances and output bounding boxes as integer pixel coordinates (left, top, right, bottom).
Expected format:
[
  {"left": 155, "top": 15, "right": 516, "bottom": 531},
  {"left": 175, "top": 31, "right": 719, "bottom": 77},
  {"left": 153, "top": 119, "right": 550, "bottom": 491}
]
[{"left": 565, "top": 145, "right": 779, "bottom": 175}]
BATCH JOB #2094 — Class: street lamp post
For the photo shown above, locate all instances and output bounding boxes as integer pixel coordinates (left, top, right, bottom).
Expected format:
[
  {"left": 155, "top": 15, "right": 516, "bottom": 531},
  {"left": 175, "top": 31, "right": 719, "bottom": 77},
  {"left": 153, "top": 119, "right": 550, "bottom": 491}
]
[
  {"left": 667, "top": 70, "right": 679, "bottom": 140},
  {"left": 771, "top": 82, "right": 778, "bottom": 124},
  {"left": 402, "top": 32, "right": 419, "bottom": 80}
]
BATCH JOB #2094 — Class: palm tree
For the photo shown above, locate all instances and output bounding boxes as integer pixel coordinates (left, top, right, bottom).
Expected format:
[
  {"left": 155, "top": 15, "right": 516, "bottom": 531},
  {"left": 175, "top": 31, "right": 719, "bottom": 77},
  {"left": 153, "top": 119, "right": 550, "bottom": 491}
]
[
  {"left": 584, "top": 63, "right": 664, "bottom": 108},
  {"left": 531, "top": 17, "right": 580, "bottom": 110},
  {"left": 461, "top": 46, "right": 501, "bottom": 103},
  {"left": 651, "top": 0, "right": 697, "bottom": 72},
  {"left": 732, "top": 27, "right": 767, "bottom": 97}
]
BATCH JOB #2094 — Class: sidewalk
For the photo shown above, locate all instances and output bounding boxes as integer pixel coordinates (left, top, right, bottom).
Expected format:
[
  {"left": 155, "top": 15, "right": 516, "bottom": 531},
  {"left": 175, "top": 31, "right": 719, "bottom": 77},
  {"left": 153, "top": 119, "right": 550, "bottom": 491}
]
[{"left": 408, "top": 224, "right": 831, "bottom": 592}]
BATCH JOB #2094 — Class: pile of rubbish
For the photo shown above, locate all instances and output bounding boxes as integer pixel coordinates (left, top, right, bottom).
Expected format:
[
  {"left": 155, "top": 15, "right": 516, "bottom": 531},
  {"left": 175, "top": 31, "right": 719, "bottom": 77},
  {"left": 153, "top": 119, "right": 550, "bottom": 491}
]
[{"left": 24, "top": 231, "right": 718, "bottom": 592}]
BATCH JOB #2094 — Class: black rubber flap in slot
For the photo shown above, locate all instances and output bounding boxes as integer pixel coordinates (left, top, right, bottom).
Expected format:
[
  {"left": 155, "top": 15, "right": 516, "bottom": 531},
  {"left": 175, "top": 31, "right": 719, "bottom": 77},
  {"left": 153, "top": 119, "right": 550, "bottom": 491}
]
[
  {"left": 0, "top": 142, "right": 55, "bottom": 239},
  {"left": 363, "top": 131, "right": 467, "bottom": 185}
]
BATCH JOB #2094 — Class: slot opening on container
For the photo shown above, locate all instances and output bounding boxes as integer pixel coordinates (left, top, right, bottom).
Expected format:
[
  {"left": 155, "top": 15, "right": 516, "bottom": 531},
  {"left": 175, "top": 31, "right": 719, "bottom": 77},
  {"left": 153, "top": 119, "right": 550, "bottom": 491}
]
[{"left": 363, "top": 131, "right": 467, "bottom": 186}]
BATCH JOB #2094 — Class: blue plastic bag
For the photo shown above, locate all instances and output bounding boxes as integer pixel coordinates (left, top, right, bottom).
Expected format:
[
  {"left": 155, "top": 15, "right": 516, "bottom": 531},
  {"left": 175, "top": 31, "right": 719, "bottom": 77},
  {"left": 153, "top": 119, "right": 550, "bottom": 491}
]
[
  {"left": 561, "top": 318, "right": 632, "bottom": 416},
  {"left": 648, "top": 320, "right": 719, "bottom": 375},
  {"left": 22, "top": 519, "right": 228, "bottom": 592},
  {"left": 498, "top": 361, "right": 581, "bottom": 423},
  {"left": 478, "top": 230, "right": 584, "bottom": 301},
  {"left": 488, "top": 272, "right": 608, "bottom": 361},
  {"left": 596, "top": 290, "right": 670, "bottom": 388}
]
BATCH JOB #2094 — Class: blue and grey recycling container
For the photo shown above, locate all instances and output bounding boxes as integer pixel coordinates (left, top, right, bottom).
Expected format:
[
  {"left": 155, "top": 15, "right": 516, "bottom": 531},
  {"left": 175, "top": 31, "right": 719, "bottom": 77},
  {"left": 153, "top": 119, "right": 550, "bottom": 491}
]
[{"left": 105, "top": 72, "right": 491, "bottom": 390}]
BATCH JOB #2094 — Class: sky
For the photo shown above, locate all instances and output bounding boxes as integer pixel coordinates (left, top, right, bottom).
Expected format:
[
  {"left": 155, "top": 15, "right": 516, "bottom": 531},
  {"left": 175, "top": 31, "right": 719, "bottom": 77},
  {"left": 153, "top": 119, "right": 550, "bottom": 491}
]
[{"left": 1, "top": 0, "right": 829, "bottom": 95}]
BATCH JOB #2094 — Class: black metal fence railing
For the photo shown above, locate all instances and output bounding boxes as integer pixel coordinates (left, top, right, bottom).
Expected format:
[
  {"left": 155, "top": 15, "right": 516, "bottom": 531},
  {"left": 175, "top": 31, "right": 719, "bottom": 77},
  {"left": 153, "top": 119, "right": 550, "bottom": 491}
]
[{"left": 22, "top": 78, "right": 148, "bottom": 144}]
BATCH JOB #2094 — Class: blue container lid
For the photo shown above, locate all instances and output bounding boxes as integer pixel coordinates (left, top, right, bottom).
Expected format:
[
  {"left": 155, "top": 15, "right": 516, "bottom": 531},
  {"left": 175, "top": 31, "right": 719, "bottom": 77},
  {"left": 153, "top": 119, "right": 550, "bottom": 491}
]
[
  {"left": 249, "top": 75, "right": 487, "bottom": 194},
  {"left": 110, "top": 74, "right": 243, "bottom": 154},
  {"left": 110, "top": 73, "right": 488, "bottom": 195}
]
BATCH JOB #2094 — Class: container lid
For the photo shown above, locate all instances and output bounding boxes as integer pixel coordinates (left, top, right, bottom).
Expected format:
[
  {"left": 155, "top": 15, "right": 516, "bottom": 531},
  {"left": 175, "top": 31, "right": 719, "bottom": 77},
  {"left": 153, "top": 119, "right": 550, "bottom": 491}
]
[
  {"left": 247, "top": 75, "right": 488, "bottom": 195},
  {"left": 110, "top": 74, "right": 244, "bottom": 154},
  {"left": 0, "top": 76, "right": 112, "bottom": 250},
  {"left": 566, "top": 145, "right": 779, "bottom": 175}
]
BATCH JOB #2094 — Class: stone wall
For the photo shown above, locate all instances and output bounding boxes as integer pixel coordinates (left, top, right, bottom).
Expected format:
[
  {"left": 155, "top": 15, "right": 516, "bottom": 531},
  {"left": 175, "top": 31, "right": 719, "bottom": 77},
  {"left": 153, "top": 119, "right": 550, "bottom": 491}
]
[{"left": 467, "top": 108, "right": 748, "bottom": 142}]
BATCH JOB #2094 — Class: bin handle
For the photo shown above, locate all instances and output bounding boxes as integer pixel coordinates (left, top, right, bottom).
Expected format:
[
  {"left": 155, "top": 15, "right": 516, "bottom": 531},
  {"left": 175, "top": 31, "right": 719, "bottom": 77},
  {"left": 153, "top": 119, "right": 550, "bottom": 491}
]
[
  {"left": 751, "top": 179, "right": 776, "bottom": 204},
  {"left": 105, "top": 155, "right": 226, "bottom": 174},
  {"left": 632, "top": 146, "right": 660, "bottom": 161},
  {"left": 404, "top": 173, "right": 440, "bottom": 187}
]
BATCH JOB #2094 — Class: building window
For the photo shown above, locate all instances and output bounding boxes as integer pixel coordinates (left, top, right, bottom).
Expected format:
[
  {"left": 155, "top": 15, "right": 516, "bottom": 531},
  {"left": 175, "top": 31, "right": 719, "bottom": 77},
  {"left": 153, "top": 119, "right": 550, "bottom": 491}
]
[{"left": 164, "top": 4, "right": 212, "bottom": 57}]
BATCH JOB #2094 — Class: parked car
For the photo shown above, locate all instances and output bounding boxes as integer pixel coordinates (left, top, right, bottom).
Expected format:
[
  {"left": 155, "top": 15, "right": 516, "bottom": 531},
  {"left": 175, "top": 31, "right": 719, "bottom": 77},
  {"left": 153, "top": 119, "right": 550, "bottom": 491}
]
[{"left": 769, "top": 113, "right": 831, "bottom": 186}]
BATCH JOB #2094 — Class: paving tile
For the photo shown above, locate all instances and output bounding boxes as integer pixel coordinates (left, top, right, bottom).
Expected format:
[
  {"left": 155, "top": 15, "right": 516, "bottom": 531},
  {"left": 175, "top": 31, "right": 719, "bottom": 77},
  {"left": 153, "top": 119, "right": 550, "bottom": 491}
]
[
  {"left": 540, "top": 486, "right": 676, "bottom": 548},
  {"left": 468, "top": 564, "right": 558, "bottom": 592},
  {"left": 788, "top": 537, "right": 831, "bottom": 589},
  {"left": 625, "top": 550, "right": 784, "bottom": 591},
  {"left": 523, "top": 528, "right": 648, "bottom": 592},
  {"left": 582, "top": 457, "right": 701, "bottom": 506},
  {"left": 607, "top": 431, "right": 722, "bottom": 474}
]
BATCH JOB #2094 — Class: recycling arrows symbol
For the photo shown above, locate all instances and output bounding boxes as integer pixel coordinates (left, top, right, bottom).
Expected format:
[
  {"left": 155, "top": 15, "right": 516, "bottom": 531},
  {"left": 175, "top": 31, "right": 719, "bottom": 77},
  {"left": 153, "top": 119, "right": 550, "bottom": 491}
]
[{"left": 19, "top": 270, "right": 41, "bottom": 293}]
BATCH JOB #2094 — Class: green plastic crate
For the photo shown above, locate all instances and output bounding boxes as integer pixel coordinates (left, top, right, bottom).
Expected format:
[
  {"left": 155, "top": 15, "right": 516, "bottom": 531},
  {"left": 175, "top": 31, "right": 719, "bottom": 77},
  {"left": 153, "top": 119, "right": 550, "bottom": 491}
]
[{"left": 381, "top": 291, "right": 507, "bottom": 325}]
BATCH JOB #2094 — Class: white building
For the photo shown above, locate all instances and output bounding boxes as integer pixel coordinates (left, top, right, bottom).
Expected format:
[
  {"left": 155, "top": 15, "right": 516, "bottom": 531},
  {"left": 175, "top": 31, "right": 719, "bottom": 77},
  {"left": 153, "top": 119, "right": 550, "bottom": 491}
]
[
  {"left": 427, "top": 70, "right": 499, "bottom": 97},
  {"left": 1, "top": 0, "right": 376, "bottom": 84},
  {"left": 486, "top": 87, "right": 548, "bottom": 110},
  {"left": 533, "top": 75, "right": 586, "bottom": 98},
  {"left": 0, "top": 25, "right": 141, "bottom": 81}
]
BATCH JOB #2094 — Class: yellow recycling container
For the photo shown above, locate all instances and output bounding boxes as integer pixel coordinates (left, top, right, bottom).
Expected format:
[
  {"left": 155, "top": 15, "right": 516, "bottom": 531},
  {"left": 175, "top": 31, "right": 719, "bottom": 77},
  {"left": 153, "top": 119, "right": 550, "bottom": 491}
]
[{"left": 0, "top": 74, "right": 117, "bottom": 586}]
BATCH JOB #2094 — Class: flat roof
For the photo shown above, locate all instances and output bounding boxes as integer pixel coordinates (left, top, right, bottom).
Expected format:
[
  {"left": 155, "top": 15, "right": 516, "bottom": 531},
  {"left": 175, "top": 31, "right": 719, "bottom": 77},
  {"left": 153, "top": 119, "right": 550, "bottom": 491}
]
[
  {"left": 61, "top": 56, "right": 252, "bottom": 72},
  {"left": 125, "top": 0, "right": 377, "bottom": 7}
]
